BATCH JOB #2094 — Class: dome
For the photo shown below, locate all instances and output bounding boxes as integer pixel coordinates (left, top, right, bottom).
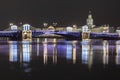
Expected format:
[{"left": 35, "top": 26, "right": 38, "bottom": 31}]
[{"left": 48, "top": 26, "right": 55, "bottom": 31}]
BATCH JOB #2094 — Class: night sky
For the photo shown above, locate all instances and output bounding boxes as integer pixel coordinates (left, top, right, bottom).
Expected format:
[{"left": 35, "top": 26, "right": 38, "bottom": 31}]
[{"left": 0, "top": 0, "right": 120, "bottom": 27}]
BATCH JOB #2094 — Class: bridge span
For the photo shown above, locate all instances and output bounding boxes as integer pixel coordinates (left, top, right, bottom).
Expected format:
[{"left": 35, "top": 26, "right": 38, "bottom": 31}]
[{"left": 0, "top": 30, "right": 119, "bottom": 40}]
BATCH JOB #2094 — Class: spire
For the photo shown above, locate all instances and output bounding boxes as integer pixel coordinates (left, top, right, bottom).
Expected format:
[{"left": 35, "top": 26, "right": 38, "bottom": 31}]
[
  {"left": 88, "top": 11, "right": 92, "bottom": 18},
  {"left": 89, "top": 10, "right": 91, "bottom": 14},
  {"left": 86, "top": 11, "right": 93, "bottom": 27}
]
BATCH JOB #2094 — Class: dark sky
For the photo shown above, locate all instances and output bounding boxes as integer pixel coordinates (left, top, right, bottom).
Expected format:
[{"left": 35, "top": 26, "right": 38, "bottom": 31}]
[{"left": 0, "top": 0, "right": 120, "bottom": 27}]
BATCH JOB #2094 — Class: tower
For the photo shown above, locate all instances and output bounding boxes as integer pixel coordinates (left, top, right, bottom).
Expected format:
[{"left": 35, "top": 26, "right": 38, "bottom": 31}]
[
  {"left": 22, "top": 24, "right": 32, "bottom": 41},
  {"left": 86, "top": 11, "right": 93, "bottom": 29}
]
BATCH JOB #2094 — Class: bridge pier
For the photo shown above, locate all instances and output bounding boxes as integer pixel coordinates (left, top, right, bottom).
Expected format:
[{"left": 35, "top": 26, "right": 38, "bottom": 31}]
[
  {"left": 82, "top": 32, "right": 90, "bottom": 40},
  {"left": 22, "top": 30, "right": 32, "bottom": 41}
]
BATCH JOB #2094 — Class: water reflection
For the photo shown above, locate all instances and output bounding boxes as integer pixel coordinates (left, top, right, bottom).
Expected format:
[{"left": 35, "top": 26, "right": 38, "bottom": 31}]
[
  {"left": 81, "top": 40, "right": 93, "bottom": 68},
  {"left": 116, "top": 40, "right": 120, "bottom": 64},
  {"left": 66, "top": 41, "right": 72, "bottom": 60},
  {"left": 9, "top": 40, "right": 32, "bottom": 63},
  {"left": 7, "top": 39, "right": 120, "bottom": 66},
  {"left": 42, "top": 38, "right": 58, "bottom": 64},
  {"left": 43, "top": 38, "right": 48, "bottom": 64},
  {"left": 52, "top": 38, "right": 57, "bottom": 64},
  {"left": 4, "top": 39, "right": 120, "bottom": 80},
  {"left": 22, "top": 41, "right": 32, "bottom": 62},
  {"left": 103, "top": 40, "right": 109, "bottom": 65},
  {"left": 9, "top": 41, "right": 18, "bottom": 62},
  {"left": 66, "top": 41, "right": 77, "bottom": 64},
  {"left": 21, "top": 41, "right": 32, "bottom": 73},
  {"left": 37, "top": 38, "right": 40, "bottom": 56},
  {"left": 72, "top": 41, "right": 77, "bottom": 64}
]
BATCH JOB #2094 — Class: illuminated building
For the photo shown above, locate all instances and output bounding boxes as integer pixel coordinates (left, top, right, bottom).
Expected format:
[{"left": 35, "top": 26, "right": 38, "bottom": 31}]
[
  {"left": 11, "top": 25, "right": 18, "bottom": 31},
  {"left": 66, "top": 26, "right": 73, "bottom": 32},
  {"left": 86, "top": 11, "right": 94, "bottom": 29},
  {"left": 47, "top": 26, "right": 55, "bottom": 31},
  {"left": 82, "top": 25, "right": 89, "bottom": 32},
  {"left": 23, "top": 24, "right": 31, "bottom": 31},
  {"left": 22, "top": 24, "right": 32, "bottom": 40}
]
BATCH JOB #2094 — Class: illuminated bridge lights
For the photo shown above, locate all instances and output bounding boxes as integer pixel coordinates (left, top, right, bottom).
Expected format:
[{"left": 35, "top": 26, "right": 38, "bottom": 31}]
[{"left": 0, "top": 30, "right": 120, "bottom": 40}]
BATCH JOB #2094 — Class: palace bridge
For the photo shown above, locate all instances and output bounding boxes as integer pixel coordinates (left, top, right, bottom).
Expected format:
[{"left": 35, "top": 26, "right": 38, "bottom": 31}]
[
  {"left": 0, "top": 24, "right": 120, "bottom": 40},
  {"left": 0, "top": 30, "right": 120, "bottom": 40}
]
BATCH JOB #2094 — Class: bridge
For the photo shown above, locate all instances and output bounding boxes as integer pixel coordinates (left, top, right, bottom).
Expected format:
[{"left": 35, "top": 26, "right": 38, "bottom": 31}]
[
  {"left": 0, "top": 31, "right": 22, "bottom": 40},
  {"left": 90, "top": 32, "right": 120, "bottom": 40},
  {"left": 32, "top": 30, "right": 81, "bottom": 39},
  {"left": 0, "top": 30, "right": 119, "bottom": 40},
  {"left": 0, "top": 30, "right": 82, "bottom": 40},
  {"left": 0, "top": 24, "right": 120, "bottom": 40}
]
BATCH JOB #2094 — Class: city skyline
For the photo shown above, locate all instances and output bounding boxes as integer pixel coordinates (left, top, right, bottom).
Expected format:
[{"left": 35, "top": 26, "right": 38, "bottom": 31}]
[{"left": 0, "top": 0, "right": 119, "bottom": 27}]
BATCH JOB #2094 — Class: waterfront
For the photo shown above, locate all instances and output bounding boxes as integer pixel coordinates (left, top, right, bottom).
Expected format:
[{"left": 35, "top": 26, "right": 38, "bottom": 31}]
[{"left": 0, "top": 38, "right": 120, "bottom": 80}]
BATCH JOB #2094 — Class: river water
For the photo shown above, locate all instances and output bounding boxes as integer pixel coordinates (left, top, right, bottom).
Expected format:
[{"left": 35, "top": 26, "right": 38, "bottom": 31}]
[{"left": 0, "top": 38, "right": 120, "bottom": 80}]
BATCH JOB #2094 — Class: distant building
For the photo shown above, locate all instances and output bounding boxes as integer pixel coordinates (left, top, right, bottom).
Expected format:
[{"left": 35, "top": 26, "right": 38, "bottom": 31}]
[
  {"left": 66, "top": 27, "right": 73, "bottom": 32},
  {"left": 55, "top": 27, "right": 65, "bottom": 31},
  {"left": 91, "top": 25, "right": 109, "bottom": 33},
  {"left": 109, "top": 27, "right": 116, "bottom": 33},
  {"left": 47, "top": 26, "right": 55, "bottom": 31},
  {"left": 22, "top": 24, "right": 32, "bottom": 40},
  {"left": 11, "top": 25, "right": 18, "bottom": 30},
  {"left": 82, "top": 25, "right": 89, "bottom": 32},
  {"left": 23, "top": 24, "right": 31, "bottom": 31},
  {"left": 86, "top": 11, "right": 95, "bottom": 29}
]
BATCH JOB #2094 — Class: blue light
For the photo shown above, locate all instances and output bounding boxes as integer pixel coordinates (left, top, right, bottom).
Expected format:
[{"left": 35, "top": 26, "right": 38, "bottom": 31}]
[
  {"left": 9, "top": 41, "right": 18, "bottom": 62},
  {"left": 22, "top": 41, "right": 31, "bottom": 62},
  {"left": 66, "top": 43, "right": 72, "bottom": 59},
  {"left": 82, "top": 45, "right": 89, "bottom": 64}
]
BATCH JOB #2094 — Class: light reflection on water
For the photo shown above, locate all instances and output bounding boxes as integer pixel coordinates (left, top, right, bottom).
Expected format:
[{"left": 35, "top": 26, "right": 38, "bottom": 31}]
[
  {"left": 1, "top": 38, "right": 120, "bottom": 79},
  {"left": 5, "top": 39, "right": 120, "bottom": 66}
]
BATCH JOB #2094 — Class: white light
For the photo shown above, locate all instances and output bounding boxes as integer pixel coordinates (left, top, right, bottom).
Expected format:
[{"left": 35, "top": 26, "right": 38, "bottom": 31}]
[
  {"left": 23, "top": 24, "right": 31, "bottom": 31},
  {"left": 11, "top": 25, "right": 18, "bottom": 30},
  {"left": 10, "top": 23, "right": 14, "bottom": 26},
  {"left": 66, "top": 26, "right": 73, "bottom": 32},
  {"left": 82, "top": 25, "right": 89, "bottom": 32},
  {"left": 73, "top": 25, "right": 77, "bottom": 28},
  {"left": 43, "top": 23, "right": 48, "bottom": 27},
  {"left": 22, "top": 41, "right": 31, "bottom": 62}
]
